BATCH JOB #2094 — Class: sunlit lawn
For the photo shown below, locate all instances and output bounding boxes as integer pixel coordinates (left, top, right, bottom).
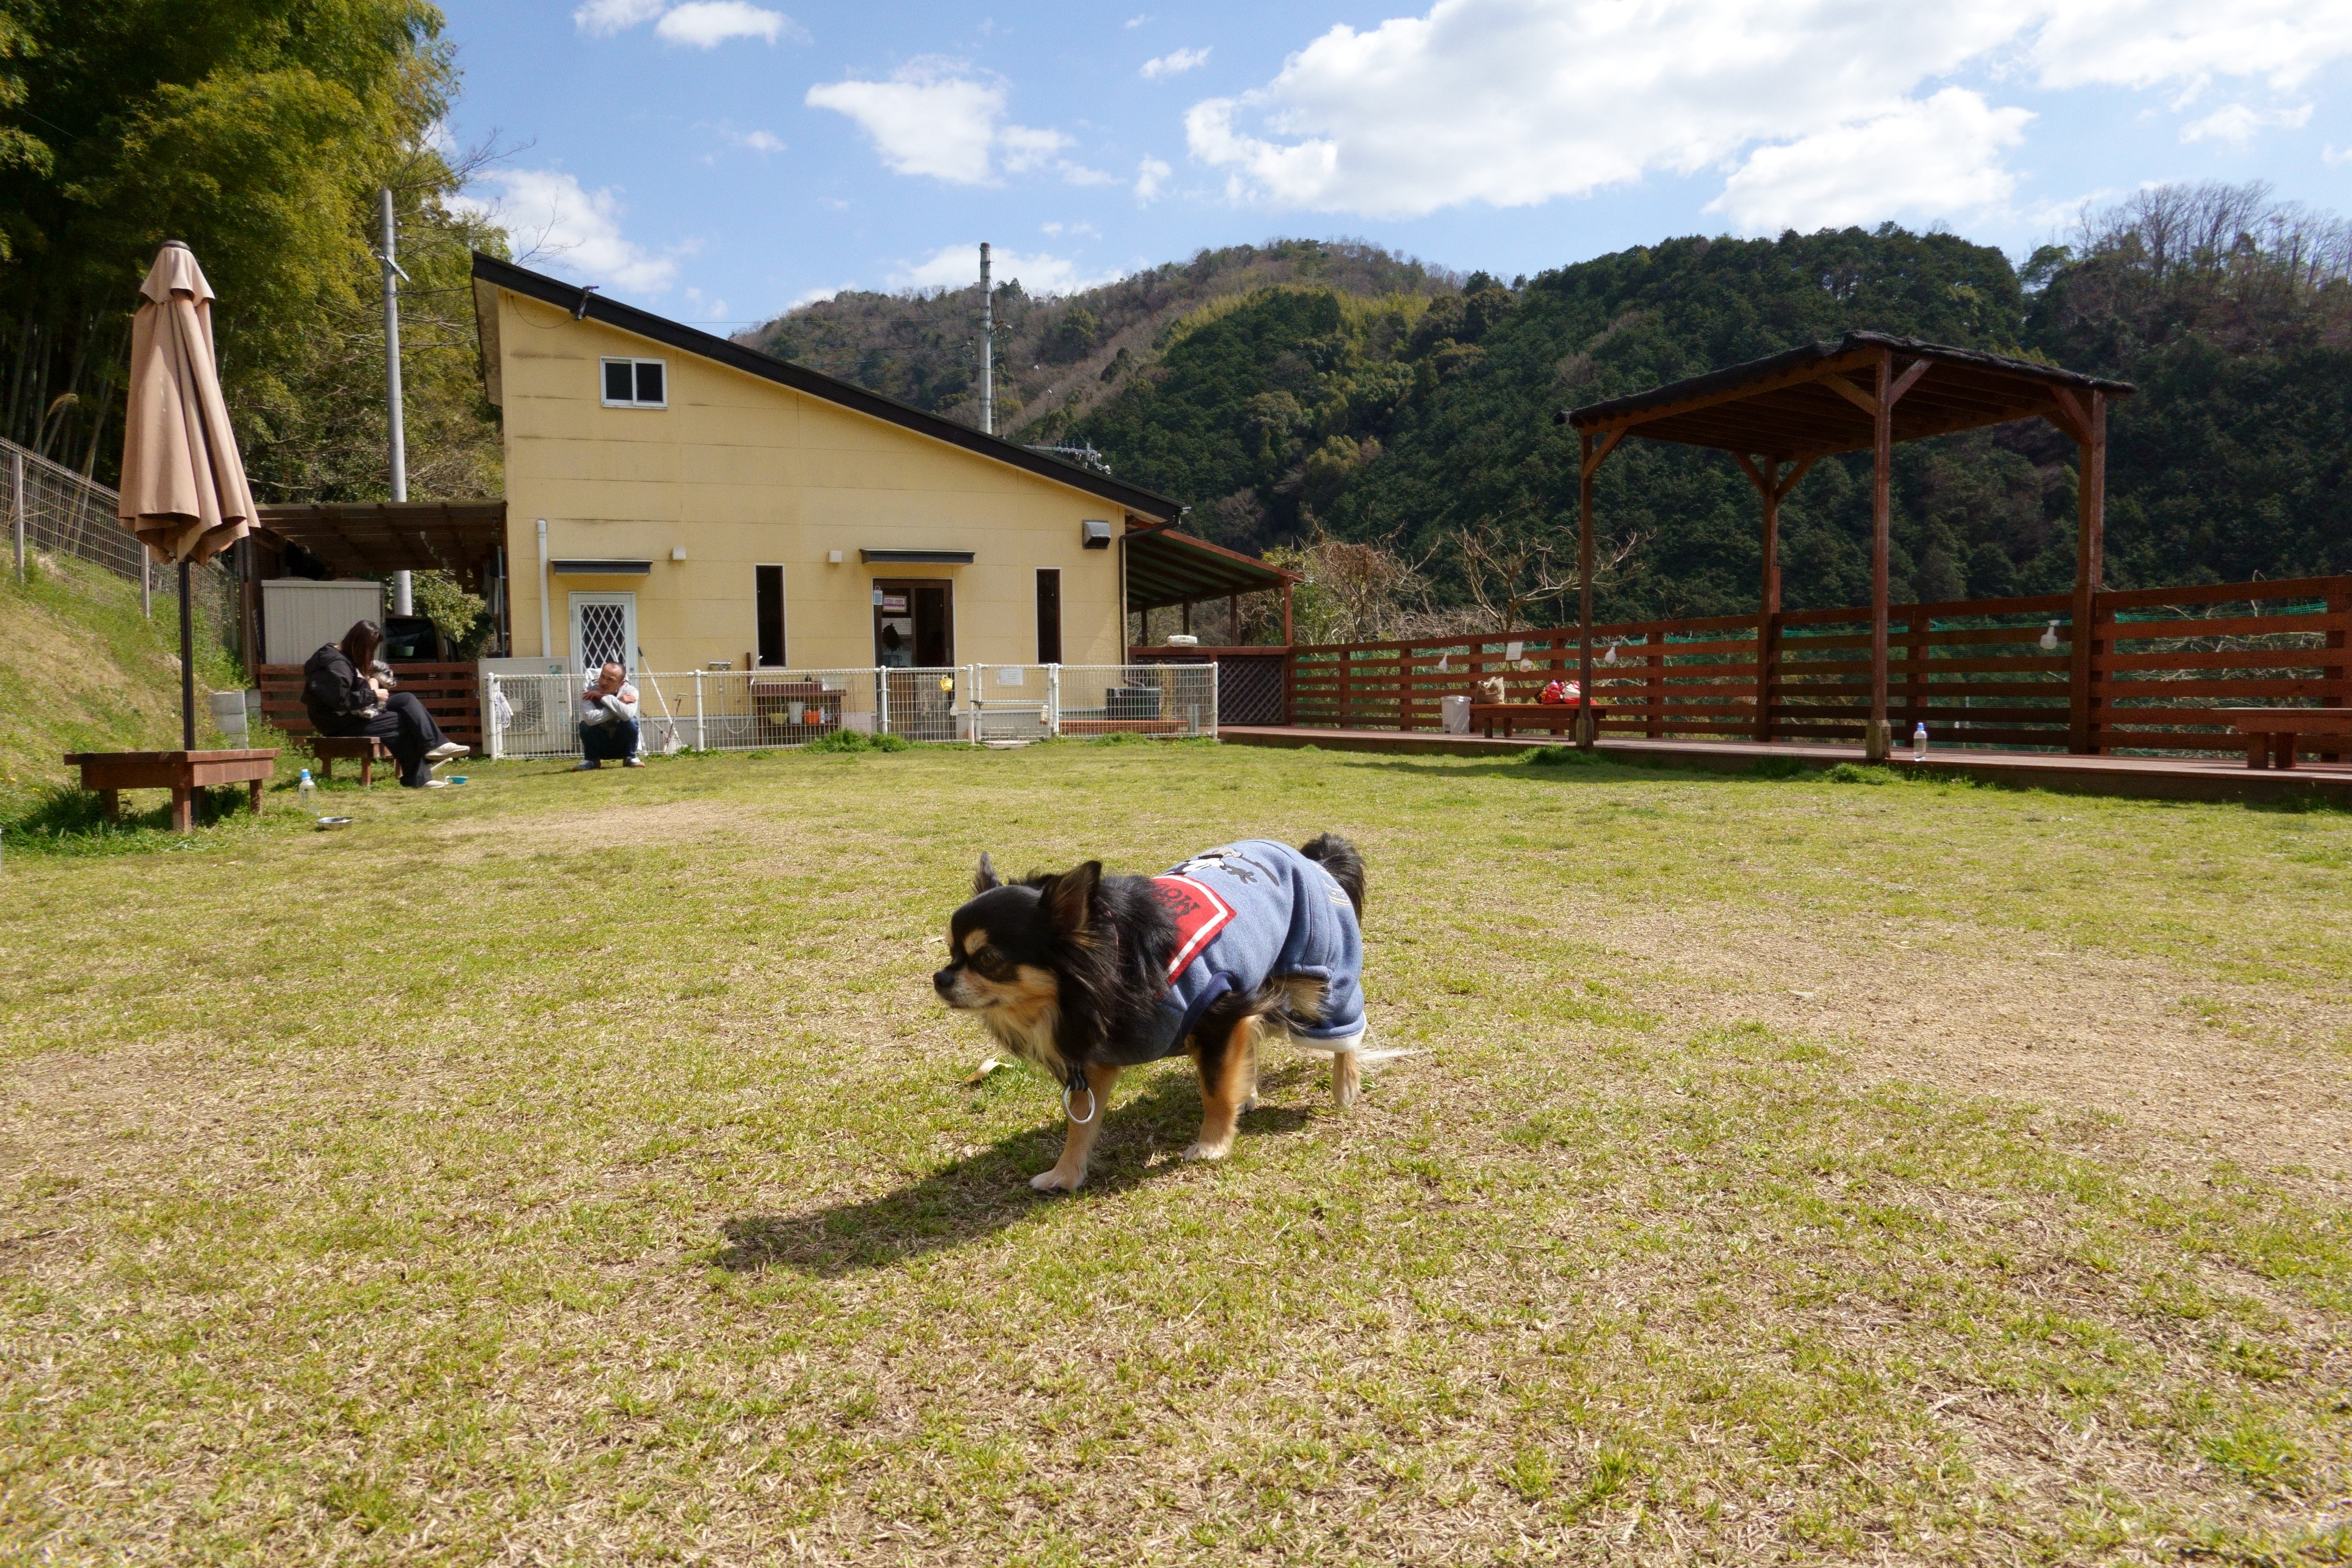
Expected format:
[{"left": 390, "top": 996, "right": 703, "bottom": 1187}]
[{"left": 2, "top": 739, "right": 2347, "bottom": 1564}]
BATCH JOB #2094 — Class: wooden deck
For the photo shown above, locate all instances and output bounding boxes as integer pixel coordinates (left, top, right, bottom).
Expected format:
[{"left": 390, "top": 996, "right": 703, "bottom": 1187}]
[{"left": 1216, "top": 726, "right": 2352, "bottom": 805}]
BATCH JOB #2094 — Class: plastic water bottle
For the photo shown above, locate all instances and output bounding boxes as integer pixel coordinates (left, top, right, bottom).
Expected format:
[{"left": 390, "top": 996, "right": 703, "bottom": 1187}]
[
  {"left": 1911, "top": 723, "right": 1928, "bottom": 762},
  {"left": 297, "top": 768, "right": 316, "bottom": 812}
]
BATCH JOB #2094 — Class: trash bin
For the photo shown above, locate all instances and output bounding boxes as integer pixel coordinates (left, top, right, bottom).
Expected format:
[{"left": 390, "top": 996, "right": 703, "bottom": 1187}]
[{"left": 1440, "top": 693, "right": 1472, "bottom": 735}]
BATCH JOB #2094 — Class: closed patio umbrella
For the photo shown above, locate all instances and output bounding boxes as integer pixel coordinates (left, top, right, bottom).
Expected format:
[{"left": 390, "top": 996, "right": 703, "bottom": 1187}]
[{"left": 118, "top": 241, "right": 254, "bottom": 747}]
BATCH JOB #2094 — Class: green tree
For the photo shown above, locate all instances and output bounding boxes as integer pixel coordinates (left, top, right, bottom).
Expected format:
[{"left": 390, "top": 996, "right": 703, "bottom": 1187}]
[{"left": 0, "top": 0, "right": 503, "bottom": 502}]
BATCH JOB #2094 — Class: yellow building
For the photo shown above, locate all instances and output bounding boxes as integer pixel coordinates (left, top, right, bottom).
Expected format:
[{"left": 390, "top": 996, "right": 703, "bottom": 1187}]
[{"left": 468, "top": 253, "right": 1231, "bottom": 675}]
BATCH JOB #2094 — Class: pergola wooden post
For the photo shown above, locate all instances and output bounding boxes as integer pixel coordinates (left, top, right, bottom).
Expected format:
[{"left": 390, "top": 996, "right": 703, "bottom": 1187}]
[
  {"left": 1729, "top": 452, "right": 1814, "bottom": 742},
  {"left": 1559, "top": 332, "right": 2130, "bottom": 759}
]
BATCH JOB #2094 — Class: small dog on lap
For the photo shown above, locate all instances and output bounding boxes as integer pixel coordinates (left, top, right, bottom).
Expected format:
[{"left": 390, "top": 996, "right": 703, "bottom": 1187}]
[{"left": 935, "top": 834, "right": 1378, "bottom": 1191}]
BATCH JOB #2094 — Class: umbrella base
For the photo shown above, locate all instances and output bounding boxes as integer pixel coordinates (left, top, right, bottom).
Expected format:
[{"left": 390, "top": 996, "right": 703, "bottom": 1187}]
[{"left": 62, "top": 749, "right": 279, "bottom": 833}]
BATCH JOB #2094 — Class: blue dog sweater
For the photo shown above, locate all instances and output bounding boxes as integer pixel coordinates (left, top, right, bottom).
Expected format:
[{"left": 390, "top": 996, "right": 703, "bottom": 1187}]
[{"left": 1119, "top": 840, "right": 1365, "bottom": 1063}]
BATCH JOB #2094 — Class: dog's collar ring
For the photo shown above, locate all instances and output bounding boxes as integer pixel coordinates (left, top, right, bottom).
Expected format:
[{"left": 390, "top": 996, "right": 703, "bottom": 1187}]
[{"left": 1063, "top": 1069, "right": 1097, "bottom": 1126}]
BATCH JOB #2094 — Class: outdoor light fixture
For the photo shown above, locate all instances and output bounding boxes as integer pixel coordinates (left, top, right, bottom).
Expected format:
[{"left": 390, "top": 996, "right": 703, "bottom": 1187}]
[
  {"left": 670, "top": 547, "right": 687, "bottom": 561},
  {"left": 828, "top": 550, "right": 844, "bottom": 564}
]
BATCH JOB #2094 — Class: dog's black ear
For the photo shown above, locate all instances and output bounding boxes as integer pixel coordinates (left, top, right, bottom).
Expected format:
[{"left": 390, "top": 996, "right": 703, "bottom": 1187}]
[
  {"left": 1038, "top": 860, "right": 1100, "bottom": 935},
  {"left": 974, "top": 852, "right": 1001, "bottom": 895}
]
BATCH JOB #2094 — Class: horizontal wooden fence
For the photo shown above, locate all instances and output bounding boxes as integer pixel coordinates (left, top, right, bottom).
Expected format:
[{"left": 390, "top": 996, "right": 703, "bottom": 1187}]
[
  {"left": 257, "top": 663, "right": 485, "bottom": 750},
  {"left": 1284, "top": 575, "right": 2350, "bottom": 756}
]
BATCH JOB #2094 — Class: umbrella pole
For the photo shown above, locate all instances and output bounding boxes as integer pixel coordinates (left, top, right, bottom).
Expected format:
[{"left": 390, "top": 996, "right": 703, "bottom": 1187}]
[{"left": 179, "top": 560, "right": 195, "bottom": 750}]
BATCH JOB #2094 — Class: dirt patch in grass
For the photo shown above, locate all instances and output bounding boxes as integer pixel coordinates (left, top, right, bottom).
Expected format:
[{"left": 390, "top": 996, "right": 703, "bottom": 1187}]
[{"left": 1608, "top": 907, "right": 2352, "bottom": 1195}]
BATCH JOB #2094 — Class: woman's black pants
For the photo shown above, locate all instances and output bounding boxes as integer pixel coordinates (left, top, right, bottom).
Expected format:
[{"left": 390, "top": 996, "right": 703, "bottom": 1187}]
[{"left": 336, "top": 692, "right": 449, "bottom": 787}]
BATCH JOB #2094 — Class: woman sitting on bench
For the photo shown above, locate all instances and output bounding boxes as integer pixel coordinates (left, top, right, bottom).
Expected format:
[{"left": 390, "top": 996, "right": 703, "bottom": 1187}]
[{"left": 303, "top": 620, "right": 465, "bottom": 789}]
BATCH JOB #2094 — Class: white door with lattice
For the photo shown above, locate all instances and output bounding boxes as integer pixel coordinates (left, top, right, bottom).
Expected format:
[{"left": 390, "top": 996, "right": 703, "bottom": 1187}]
[{"left": 569, "top": 591, "right": 638, "bottom": 675}]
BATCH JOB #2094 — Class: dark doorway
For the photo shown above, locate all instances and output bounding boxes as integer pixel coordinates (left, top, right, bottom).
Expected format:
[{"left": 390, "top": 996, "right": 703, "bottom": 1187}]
[
  {"left": 755, "top": 565, "right": 785, "bottom": 666},
  {"left": 873, "top": 578, "right": 953, "bottom": 667},
  {"left": 1036, "top": 569, "right": 1062, "bottom": 664}
]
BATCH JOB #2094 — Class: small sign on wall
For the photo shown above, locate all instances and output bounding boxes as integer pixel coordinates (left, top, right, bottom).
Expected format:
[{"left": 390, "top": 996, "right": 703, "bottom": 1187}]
[{"left": 880, "top": 593, "right": 908, "bottom": 613}]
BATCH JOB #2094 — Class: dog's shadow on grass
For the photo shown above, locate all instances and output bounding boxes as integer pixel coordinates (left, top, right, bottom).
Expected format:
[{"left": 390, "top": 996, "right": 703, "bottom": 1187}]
[{"left": 715, "top": 1064, "right": 1319, "bottom": 1277}]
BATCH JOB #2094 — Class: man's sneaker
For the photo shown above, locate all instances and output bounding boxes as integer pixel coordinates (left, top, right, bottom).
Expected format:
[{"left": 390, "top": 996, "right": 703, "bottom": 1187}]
[
  {"left": 418, "top": 778, "right": 449, "bottom": 789},
  {"left": 426, "top": 742, "right": 468, "bottom": 761},
  {"left": 574, "top": 761, "right": 601, "bottom": 771},
  {"left": 623, "top": 756, "right": 646, "bottom": 768}
]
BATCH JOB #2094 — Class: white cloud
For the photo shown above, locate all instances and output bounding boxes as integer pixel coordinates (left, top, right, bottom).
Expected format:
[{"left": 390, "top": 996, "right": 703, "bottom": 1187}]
[
  {"left": 1142, "top": 46, "right": 1210, "bottom": 79},
  {"left": 2328, "top": 145, "right": 2352, "bottom": 166},
  {"left": 1125, "top": 14, "right": 1151, "bottom": 28},
  {"left": 2179, "top": 101, "right": 2313, "bottom": 145},
  {"left": 736, "top": 129, "right": 785, "bottom": 153},
  {"left": 574, "top": 0, "right": 804, "bottom": 45},
  {"left": 1042, "top": 221, "right": 1101, "bottom": 238},
  {"left": 574, "top": 0, "right": 664, "bottom": 37},
  {"left": 2026, "top": 0, "right": 2352, "bottom": 93},
  {"left": 450, "top": 169, "right": 679, "bottom": 295},
  {"left": 1708, "top": 90, "right": 2032, "bottom": 233},
  {"left": 656, "top": 1, "right": 799, "bottom": 46},
  {"left": 1135, "top": 155, "right": 1173, "bottom": 202},
  {"left": 807, "top": 59, "right": 1081, "bottom": 186},
  {"left": 891, "top": 244, "right": 1126, "bottom": 297},
  {"left": 1183, "top": 0, "right": 2352, "bottom": 226}
]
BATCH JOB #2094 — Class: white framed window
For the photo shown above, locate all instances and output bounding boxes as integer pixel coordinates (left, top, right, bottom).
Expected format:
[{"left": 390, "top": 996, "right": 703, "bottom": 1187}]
[{"left": 601, "top": 357, "right": 667, "bottom": 409}]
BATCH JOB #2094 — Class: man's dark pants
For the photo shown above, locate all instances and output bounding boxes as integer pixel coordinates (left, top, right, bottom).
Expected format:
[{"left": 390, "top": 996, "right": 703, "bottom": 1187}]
[{"left": 579, "top": 718, "right": 640, "bottom": 765}]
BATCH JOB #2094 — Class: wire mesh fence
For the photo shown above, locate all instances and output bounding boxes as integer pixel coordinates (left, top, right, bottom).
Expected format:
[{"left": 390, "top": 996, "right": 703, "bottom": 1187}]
[
  {"left": 485, "top": 664, "right": 1218, "bottom": 759},
  {"left": 5, "top": 434, "right": 241, "bottom": 656}
]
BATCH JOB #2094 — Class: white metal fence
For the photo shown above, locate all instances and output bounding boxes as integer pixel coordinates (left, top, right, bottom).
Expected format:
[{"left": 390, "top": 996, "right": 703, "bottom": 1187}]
[{"left": 483, "top": 664, "right": 1216, "bottom": 759}]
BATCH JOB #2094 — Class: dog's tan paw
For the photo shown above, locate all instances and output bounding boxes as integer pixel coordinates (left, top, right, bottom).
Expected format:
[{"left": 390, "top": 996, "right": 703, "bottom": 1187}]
[
  {"left": 1030, "top": 1168, "right": 1085, "bottom": 1193},
  {"left": 1181, "top": 1140, "right": 1232, "bottom": 1162}
]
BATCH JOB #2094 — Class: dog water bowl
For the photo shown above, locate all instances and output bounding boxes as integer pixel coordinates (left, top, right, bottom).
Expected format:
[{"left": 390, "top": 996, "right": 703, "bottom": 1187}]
[
  {"left": 315, "top": 816, "right": 353, "bottom": 831},
  {"left": 447, "top": 775, "right": 468, "bottom": 785}
]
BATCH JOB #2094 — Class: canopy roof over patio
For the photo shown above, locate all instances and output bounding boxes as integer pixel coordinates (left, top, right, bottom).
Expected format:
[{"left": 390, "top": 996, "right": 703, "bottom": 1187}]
[
  {"left": 1553, "top": 332, "right": 2137, "bottom": 761},
  {"left": 1124, "top": 524, "right": 1297, "bottom": 613},
  {"left": 253, "top": 500, "right": 506, "bottom": 581},
  {"left": 1562, "top": 332, "right": 2133, "bottom": 457}
]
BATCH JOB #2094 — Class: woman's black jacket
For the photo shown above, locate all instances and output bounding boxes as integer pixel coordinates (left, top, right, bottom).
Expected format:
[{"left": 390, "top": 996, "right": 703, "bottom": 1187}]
[{"left": 301, "top": 645, "right": 379, "bottom": 735}]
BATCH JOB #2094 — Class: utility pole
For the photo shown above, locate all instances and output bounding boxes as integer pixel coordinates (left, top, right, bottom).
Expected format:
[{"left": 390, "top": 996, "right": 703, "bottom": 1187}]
[
  {"left": 978, "top": 242, "right": 994, "bottom": 436},
  {"left": 381, "top": 187, "right": 411, "bottom": 617}
]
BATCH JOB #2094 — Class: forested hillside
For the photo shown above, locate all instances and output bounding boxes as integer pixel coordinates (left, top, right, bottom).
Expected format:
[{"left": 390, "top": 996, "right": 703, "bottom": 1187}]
[
  {"left": 1074, "top": 185, "right": 2350, "bottom": 622},
  {"left": 740, "top": 238, "right": 1456, "bottom": 443}
]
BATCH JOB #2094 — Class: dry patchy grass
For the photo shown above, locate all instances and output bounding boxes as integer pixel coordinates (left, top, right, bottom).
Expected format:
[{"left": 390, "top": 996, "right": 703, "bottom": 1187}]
[{"left": 1, "top": 742, "right": 2348, "bottom": 1564}]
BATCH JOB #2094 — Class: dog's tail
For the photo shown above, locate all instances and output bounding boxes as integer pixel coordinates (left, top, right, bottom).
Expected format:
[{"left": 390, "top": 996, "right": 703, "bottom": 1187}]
[{"left": 1299, "top": 832, "right": 1365, "bottom": 918}]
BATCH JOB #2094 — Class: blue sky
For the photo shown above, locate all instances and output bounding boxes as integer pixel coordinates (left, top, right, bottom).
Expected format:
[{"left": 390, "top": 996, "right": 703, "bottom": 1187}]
[{"left": 438, "top": 0, "right": 2352, "bottom": 332}]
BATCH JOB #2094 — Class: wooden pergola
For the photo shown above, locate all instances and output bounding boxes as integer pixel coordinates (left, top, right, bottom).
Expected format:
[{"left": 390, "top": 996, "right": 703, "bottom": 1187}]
[{"left": 1559, "top": 332, "right": 2134, "bottom": 757}]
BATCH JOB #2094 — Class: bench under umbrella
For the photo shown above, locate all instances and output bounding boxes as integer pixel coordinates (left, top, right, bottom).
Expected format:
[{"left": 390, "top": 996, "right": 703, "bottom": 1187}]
[{"left": 118, "top": 241, "right": 254, "bottom": 747}]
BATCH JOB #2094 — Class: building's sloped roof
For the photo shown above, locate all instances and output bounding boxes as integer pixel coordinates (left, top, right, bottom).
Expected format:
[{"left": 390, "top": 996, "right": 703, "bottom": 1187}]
[{"left": 470, "top": 253, "right": 1183, "bottom": 522}]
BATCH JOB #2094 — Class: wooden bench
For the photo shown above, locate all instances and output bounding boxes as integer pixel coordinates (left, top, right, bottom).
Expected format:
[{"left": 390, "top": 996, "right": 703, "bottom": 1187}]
[
  {"left": 2214, "top": 708, "right": 2352, "bottom": 770},
  {"left": 64, "top": 749, "right": 279, "bottom": 833},
  {"left": 309, "top": 735, "right": 395, "bottom": 785},
  {"left": 1471, "top": 702, "right": 1605, "bottom": 739}
]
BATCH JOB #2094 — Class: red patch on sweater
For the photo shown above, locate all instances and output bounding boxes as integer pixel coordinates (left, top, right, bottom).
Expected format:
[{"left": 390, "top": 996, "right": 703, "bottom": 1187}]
[{"left": 1151, "top": 876, "right": 1236, "bottom": 980}]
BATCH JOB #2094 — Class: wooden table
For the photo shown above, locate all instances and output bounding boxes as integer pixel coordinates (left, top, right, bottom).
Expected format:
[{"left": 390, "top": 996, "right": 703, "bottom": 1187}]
[
  {"left": 2215, "top": 708, "right": 2352, "bottom": 770},
  {"left": 63, "top": 750, "right": 280, "bottom": 833},
  {"left": 1470, "top": 702, "right": 1605, "bottom": 740}
]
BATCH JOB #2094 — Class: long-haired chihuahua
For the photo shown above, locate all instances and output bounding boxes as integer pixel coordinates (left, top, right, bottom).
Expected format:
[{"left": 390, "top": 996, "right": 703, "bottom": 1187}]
[{"left": 935, "top": 834, "right": 1379, "bottom": 1191}]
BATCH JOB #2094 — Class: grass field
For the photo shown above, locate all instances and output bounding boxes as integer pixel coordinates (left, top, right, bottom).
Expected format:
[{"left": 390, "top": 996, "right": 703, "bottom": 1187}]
[{"left": 3, "top": 740, "right": 2349, "bottom": 1565}]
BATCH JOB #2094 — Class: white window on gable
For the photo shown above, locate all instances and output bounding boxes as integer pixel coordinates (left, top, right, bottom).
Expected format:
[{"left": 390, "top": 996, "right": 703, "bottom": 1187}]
[{"left": 601, "top": 357, "right": 667, "bottom": 409}]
